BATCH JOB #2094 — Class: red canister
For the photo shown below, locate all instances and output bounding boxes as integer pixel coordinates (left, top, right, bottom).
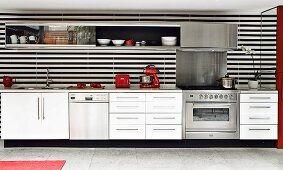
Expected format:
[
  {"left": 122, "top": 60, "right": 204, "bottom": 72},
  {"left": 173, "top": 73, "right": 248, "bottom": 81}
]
[{"left": 3, "top": 76, "right": 15, "bottom": 88}]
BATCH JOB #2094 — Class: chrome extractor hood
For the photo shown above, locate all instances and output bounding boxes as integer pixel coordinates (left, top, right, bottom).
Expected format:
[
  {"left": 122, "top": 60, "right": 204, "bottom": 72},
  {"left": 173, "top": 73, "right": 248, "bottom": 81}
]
[{"left": 180, "top": 22, "right": 238, "bottom": 50}]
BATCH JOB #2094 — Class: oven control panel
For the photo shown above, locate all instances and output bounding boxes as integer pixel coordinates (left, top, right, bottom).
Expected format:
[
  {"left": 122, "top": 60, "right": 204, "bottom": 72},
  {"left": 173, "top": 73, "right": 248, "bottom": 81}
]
[{"left": 186, "top": 91, "right": 238, "bottom": 102}]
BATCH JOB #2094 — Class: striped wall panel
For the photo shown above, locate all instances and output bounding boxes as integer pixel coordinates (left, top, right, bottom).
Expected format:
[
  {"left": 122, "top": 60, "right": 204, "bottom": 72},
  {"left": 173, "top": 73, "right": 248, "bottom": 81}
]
[
  {"left": 0, "top": 13, "right": 277, "bottom": 87},
  {"left": 0, "top": 23, "right": 5, "bottom": 49}
]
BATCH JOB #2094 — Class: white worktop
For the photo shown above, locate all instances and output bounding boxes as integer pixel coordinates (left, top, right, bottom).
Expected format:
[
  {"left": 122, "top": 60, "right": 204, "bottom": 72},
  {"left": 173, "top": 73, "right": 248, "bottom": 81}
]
[
  {"left": 0, "top": 85, "right": 182, "bottom": 93},
  {"left": 239, "top": 88, "right": 278, "bottom": 94},
  {"left": 0, "top": 85, "right": 278, "bottom": 94}
]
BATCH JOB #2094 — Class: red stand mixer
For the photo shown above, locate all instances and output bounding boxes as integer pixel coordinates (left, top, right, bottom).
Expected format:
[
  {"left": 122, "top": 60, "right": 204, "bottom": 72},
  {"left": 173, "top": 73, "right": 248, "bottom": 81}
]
[{"left": 140, "top": 65, "right": 160, "bottom": 88}]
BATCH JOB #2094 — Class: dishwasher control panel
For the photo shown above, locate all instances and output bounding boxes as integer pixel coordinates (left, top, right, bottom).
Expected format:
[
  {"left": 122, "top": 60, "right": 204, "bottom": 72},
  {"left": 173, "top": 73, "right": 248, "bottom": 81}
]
[{"left": 69, "top": 93, "right": 109, "bottom": 102}]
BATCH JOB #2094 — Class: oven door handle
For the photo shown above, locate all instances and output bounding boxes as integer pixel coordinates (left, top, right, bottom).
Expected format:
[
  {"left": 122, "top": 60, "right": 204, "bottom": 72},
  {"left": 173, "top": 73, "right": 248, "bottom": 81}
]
[{"left": 192, "top": 104, "right": 233, "bottom": 108}]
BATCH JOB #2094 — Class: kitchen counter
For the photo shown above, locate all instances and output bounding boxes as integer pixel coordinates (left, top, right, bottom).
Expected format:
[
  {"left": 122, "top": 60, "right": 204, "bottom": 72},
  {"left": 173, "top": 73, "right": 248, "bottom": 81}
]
[
  {"left": 239, "top": 88, "right": 278, "bottom": 94},
  {"left": 0, "top": 86, "right": 182, "bottom": 93}
]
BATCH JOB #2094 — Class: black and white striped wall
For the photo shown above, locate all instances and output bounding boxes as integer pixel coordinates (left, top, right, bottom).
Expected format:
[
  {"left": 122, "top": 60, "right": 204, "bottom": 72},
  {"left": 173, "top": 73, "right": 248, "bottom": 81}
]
[{"left": 0, "top": 13, "right": 277, "bottom": 87}]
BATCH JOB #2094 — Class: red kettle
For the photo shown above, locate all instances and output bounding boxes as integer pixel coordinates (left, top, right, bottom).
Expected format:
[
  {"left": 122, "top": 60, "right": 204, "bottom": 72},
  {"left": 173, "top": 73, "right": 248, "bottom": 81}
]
[{"left": 3, "top": 76, "right": 16, "bottom": 88}]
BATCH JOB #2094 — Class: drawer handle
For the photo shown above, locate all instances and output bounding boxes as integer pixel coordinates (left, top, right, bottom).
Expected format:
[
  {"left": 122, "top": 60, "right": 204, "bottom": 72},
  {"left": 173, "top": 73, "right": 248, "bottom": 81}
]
[
  {"left": 116, "top": 97, "right": 139, "bottom": 99},
  {"left": 153, "top": 117, "right": 175, "bottom": 120},
  {"left": 116, "top": 117, "right": 139, "bottom": 120},
  {"left": 116, "top": 106, "right": 139, "bottom": 108},
  {"left": 249, "top": 128, "right": 271, "bottom": 131},
  {"left": 249, "top": 117, "right": 270, "bottom": 120},
  {"left": 153, "top": 106, "right": 175, "bottom": 109},
  {"left": 153, "top": 97, "right": 176, "bottom": 99},
  {"left": 116, "top": 129, "right": 139, "bottom": 131},
  {"left": 249, "top": 106, "right": 271, "bottom": 109},
  {"left": 249, "top": 97, "right": 271, "bottom": 100},
  {"left": 153, "top": 129, "right": 175, "bottom": 131}
]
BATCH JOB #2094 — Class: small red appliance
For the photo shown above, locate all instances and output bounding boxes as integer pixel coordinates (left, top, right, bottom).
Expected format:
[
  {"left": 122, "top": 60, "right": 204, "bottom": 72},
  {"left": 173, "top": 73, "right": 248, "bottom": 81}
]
[
  {"left": 140, "top": 65, "right": 160, "bottom": 88},
  {"left": 115, "top": 74, "right": 130, "bottom": 88},
  {"left": 3, "top": 76, "right": 16, "bottom": 88}
]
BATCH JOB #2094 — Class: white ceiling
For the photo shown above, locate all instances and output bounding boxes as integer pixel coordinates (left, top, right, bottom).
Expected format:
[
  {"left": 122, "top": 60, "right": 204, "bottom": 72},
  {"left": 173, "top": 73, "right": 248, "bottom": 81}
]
[{"left": 0, "top": 0, "right": 282, "bottom": 13}]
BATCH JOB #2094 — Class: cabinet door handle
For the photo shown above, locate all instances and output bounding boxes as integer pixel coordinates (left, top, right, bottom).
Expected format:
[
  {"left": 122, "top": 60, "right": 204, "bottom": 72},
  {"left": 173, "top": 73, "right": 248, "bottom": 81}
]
[
  {"left": 153, "top": 106, "right": 175, "bottom": 109},
  {"left": 249, "top": 97, "right": 271, "bottom": 100},
  {"left": 116, "top": 106, "right": 139, "bottom": 108},
  {"left": 153, "top": 97, "right": 176, "bottom": 99},
  {"left": 116, "top": 97, "right": 139, "bottom": 99},
  {"left": 249, "top": 117, "right": 270, "bottom": 120},
  {"left": 153, "top": 129, "right": 175, "bottom": 131},
  {"left": 153, "top": 117, "right": 175, "bottom": 119},
  {"left": 42, "top": 97, "right": 45, "bottom": 120},
  {"left": 249, "top": 128, "right": 271, "bottom": 131},
  {"left": 116, "top": 117, "right": 139, "bottom": 120},
  {"left": 116, "top": 129, "right": 139, "bottom": 131},
  {"left": 249, "top": 106, "right": 271, "bottom": 109},
  {"left": 37, "top": 97, "right": 40, "bottom": 120}
]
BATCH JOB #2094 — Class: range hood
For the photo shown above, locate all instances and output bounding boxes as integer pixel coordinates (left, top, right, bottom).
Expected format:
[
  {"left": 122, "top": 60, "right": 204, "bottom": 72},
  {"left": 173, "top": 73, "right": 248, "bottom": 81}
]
[{"left": 180, "top": 22, "right": 238, "bottom": 50}]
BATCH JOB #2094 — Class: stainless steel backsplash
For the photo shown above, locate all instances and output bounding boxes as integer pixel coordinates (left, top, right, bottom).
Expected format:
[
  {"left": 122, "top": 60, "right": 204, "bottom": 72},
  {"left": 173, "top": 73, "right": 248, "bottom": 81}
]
[{"left": 176, "top": 50, "right": 227, "bottom": 87}]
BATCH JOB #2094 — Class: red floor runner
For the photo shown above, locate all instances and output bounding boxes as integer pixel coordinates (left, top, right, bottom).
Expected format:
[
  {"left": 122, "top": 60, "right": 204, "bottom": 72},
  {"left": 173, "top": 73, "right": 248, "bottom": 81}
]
[{"left": 0, "top": 160, "right": 65, "bottom": 170}]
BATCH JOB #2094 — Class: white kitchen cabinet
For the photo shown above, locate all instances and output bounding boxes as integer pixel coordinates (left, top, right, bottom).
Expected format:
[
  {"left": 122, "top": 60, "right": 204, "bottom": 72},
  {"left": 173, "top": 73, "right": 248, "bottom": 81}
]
[
  {"left": 2, "top": 93, "right": 42, "bottom": 139},
  {"left": 109, "top": 125, "right": 145, "bottom": 139},
  {"left": 240, "top": 92, "right": 278, "bottom": 140},
  {"left": 109, "top": 92, "right": 183, "bottom": 140},
  {"left": 41, "top": 93, "right": 69, "bottom": 139},
  {"left": 146, "top": 125, "right": 182, "bottom": 139},
  {"left": 240, "top": 94, "right": 278, "bottom": 103},
  {"left": 1, "top": 92, "right": 69, "bottom": 139},
  {"left": 109, "top": 102, "right": 145, "bottom": 113},
  {"left": 145, "top": 93, "right": 183, "bottom": 140},
  {"left": 110, "top": 114, "right": 145, "bottom": 125},
  {"left": 240, "top": 125, "right": 277, "bottom": 140},
  {"left": 110, "top": 93, "right": 145, "bottom": 102}
]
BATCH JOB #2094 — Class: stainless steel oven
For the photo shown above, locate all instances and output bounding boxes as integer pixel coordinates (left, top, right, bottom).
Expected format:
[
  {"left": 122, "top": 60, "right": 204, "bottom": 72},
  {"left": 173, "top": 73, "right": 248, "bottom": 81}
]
[{"left": 184, "top": 90, "right": 239, "bottom": 139}]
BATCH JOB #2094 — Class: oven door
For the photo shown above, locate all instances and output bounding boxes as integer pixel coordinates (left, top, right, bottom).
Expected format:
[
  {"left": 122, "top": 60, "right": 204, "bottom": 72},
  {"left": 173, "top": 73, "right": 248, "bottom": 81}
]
[{"left": 186, "top": 102, "right": 237, "bottom": 132}]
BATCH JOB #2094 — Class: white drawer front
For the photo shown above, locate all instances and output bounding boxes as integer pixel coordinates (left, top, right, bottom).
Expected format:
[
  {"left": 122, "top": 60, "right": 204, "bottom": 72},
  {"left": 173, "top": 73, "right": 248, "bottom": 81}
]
[
  {"left": 110, "top": 93, "right": 145, "bottom": 102},
  {"left": 146, "top": 102, "right": 182, "bottom": 113},
  {"left": 240, "top": 94, "right": 278, "bottom": 103},
  {"left": 110, "top": 102, "right": 145, "bottom": 113},
  {"left": 240, "top": 103, "right": 278, "bottom": 115},
  {"left": 240, "top": 113, "right": 278, "bottom": 124},
  {"left": 240, "top": 125, "right": 277, "bottom": 140},
  {"left": 109, "top": 125, "right": 145, "bottom": 139},
  {"left": 146, "top": 114, "right": 182, "bottom": 124},
  {"left": 110, "top": 114, "right": 145, "bottom": 125},
  {"left": 146, "top": 125, "right": 182, "bottom": 139},
  {"left": 146, "top": 93, "right": 182, "bottom": 102}
]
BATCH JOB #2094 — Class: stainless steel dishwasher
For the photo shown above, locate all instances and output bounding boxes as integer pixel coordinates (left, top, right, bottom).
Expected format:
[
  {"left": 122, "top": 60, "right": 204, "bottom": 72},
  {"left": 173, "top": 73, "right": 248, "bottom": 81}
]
[{"left": 69, "top": 93, "right": 109, "bottom": 140}]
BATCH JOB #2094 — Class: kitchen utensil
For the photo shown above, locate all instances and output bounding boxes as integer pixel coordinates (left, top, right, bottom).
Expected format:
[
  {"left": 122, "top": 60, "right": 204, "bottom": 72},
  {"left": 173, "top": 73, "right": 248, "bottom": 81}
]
[
  {"left": 3, "top": 76, "right": 16, "bottom": 88},
  {"left": 141, "top": 41, "right": 146, "bottom": 46},
  {"left": 161, "top": 36, "right": 177, "bottom": 46},
  {"left": 115, "top": 74, "right": 130, "bottom": 88},
  {"left": 125, "top": 39, "right": 134, "bottom": 46},
  {"left": 19, "top": 36, "right": 27, "bottom": 44},
  {"left": 90, "top": 83, "right": 102, "bottom": 88},
  {"left": 76, "top": 83, "right": 86, "bottom": 89},
  {"left": 10, "top": 35, "right": 18, "bottom": 44},
  {"left": 97, "top": 39, "right": 111, "bottom": 46},
  {"left": 140, "top": 75, "right": 153, "bottom": 84},
  {"left": 140, "top": 65, "right": 160, "bottom": 88},
  {"left": 218, "top": 74, "right": 237, "bottom": 89},
  {"left": 29, "top": 36, "right": 37, "bottom": 44},
  {"left": 112, "top": 40, "right": 125, "bottom": 46}
]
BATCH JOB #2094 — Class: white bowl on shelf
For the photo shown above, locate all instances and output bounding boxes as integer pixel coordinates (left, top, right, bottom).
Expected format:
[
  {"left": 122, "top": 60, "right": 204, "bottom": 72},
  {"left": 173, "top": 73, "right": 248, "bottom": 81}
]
[
  {"left": 97, "top": 39, "right": 111, "bottom": 46},
  {"left": 161, "top": 36, "right": 177, "bottom": 46},
  {"left": 112, "top": 40, "right": 125, "bottom": 46}
]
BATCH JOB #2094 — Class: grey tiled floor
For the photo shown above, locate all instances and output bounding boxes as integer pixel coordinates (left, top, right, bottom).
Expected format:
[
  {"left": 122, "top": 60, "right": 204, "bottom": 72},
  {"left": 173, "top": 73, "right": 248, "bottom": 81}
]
[{"left": 0, "top": 148, "right": 283, "bottom": 170}]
